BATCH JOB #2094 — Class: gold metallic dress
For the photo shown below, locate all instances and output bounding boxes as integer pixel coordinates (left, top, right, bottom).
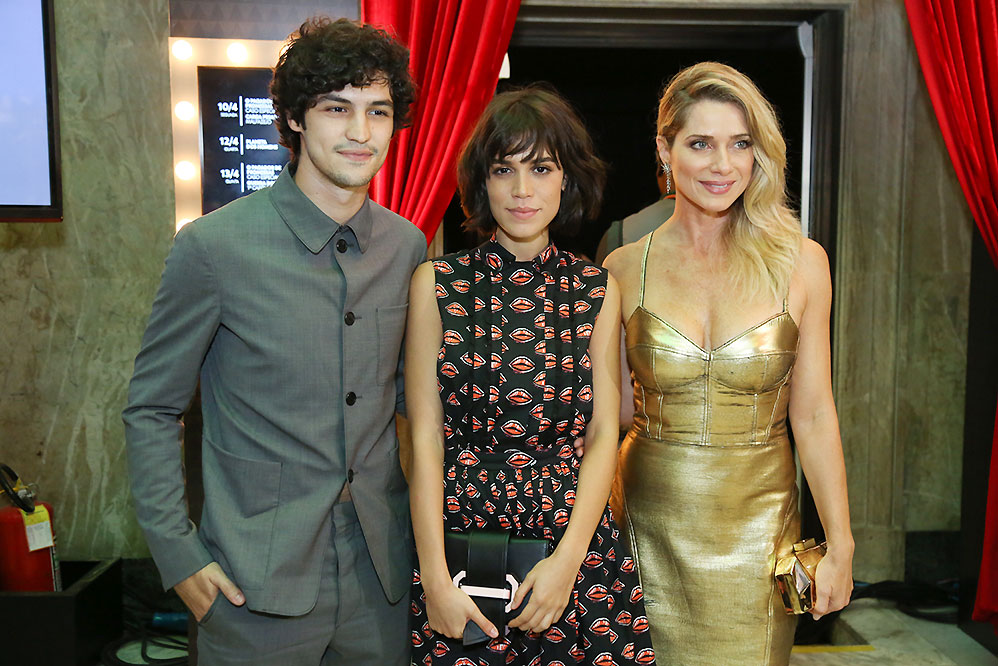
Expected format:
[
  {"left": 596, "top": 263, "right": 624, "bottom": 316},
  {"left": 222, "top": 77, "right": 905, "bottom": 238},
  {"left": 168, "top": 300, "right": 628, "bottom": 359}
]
[{"left": 611, "top": 234, "right": 801, "bottom": 665}]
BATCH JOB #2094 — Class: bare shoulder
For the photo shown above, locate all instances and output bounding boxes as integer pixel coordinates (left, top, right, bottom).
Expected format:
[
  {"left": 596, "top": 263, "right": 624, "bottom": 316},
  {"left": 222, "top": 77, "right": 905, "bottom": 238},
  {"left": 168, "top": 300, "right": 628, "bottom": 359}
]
[
  {"left": 603, "top": 239, "right": 643, "bottom": 281},
  {"left": 798, "top": 238, "right": 831, "bottom": 287},
  {"left": 800, "top": 237, "right": 829, "bottom": 266},
  {"left": 409, "top": 260, "right": 437, "bottom": 296},
  {"left": 602, "top": 245, "right": 624, "bottom": 274},
  {"left": 604, "top": 270, "right": 620, "bottom": 302},
  {"left": 414, "top": 259, "right": 436, "bottom": 278},
  {"left": 793, "top": 239, "right": 832, "bottom": 319}
]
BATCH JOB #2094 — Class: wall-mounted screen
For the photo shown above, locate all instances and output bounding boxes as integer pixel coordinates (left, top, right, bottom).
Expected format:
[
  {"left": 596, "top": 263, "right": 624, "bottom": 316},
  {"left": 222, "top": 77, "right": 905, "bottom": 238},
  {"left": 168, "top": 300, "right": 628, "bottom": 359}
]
[
  {"left": 0, "top": 0, "right": 62, "bottom": 221},
  {"left": 198, "top": 66, "right": 289, "bottom": 214}
]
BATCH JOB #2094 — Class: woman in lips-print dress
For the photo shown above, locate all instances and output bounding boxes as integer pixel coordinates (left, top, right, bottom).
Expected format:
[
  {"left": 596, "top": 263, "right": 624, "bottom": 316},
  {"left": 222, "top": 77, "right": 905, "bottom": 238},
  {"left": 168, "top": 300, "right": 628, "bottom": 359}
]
[{"left": 405, "top": 86, "right": 656, "bottom": 666}]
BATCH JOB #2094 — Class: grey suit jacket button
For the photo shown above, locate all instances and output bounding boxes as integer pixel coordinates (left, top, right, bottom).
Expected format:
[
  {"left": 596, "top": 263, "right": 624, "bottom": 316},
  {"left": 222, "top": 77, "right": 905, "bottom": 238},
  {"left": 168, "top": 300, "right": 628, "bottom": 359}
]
[
  {"left": 336, "top": 239, "right": 348, "bottom": 253},
  {"left": 345, "top": 391, "right": 357, "bottom": 405},
  {"left": 344, "top": 311, "right": 355, "bottom": 325},
  {"left": 347, "top": 469, "right": 354, "bottom": 483}
]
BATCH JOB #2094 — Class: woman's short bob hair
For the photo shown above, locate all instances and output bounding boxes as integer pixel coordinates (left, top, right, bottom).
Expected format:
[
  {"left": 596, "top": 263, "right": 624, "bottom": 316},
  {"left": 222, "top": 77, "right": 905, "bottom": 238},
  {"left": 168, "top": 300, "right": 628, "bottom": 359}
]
[{"left": 457, "top": 85, "right": 606, "bottom": 239}]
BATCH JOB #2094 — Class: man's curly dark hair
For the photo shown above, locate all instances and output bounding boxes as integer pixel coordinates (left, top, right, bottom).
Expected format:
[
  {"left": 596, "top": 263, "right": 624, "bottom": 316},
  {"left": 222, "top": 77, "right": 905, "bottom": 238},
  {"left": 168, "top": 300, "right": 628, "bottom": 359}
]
[{"left": 270, "top": 17, "right": 416, "bottom": 166}]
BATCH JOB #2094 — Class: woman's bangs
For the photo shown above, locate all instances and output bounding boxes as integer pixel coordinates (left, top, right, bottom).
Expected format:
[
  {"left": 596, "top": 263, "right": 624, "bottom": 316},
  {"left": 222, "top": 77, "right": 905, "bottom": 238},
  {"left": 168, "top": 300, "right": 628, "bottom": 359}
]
[{"left": 487, "top": 107, "right": 559, "bottom": 165}]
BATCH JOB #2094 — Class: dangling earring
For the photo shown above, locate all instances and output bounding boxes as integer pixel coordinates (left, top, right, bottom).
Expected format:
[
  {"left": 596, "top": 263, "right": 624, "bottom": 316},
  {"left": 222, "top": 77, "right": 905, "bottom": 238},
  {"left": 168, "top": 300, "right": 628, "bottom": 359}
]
[{"left": 663, "top": 162, "right": 673, "bottom": 194}]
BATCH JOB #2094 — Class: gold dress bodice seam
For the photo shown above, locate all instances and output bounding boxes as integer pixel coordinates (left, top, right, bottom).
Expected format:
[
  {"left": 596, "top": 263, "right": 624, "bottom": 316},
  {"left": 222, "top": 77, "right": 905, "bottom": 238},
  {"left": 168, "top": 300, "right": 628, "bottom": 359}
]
[{"left": 626, "top": 305, "right": 799, "bottom": 448}]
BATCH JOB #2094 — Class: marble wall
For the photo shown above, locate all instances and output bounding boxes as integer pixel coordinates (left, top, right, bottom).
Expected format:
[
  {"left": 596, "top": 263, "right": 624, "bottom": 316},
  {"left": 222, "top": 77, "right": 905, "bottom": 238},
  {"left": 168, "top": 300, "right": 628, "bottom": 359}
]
[
  {"left": 832, "top": 0, "right": 972, "bottom": 578},
  {"left": 895, "top": 50, "right": 971, "bottom": 533},
  {"left": 0, "top": 0, "right": 174, "bottom": 559},
  {"left": 0, "top": 0, "right": 974, "bottom": 574}
]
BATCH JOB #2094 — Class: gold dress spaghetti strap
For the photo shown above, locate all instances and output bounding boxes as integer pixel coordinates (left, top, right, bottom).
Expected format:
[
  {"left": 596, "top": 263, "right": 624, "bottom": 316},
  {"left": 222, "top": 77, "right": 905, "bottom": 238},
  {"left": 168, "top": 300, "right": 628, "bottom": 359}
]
[{"left": 611, "top": 233, "right": 801, "bottom": 665}]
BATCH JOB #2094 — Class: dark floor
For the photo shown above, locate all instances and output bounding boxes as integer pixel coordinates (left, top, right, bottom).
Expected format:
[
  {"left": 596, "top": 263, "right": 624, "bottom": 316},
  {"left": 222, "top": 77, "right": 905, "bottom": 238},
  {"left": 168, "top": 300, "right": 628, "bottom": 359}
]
[{"left": 28, "top": 553, "right": 996, "bottom": 665}]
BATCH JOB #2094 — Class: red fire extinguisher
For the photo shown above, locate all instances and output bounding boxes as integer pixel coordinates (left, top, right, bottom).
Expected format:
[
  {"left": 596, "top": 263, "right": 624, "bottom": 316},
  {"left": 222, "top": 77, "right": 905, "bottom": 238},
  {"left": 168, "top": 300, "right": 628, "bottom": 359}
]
[{"left": 0, "top": 463, "right": 61, "bottom": 591}]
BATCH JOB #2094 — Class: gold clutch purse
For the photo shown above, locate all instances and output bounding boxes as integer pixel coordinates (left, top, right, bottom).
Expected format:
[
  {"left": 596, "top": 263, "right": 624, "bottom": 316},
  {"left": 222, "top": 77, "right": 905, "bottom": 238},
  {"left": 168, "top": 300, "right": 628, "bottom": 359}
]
[{"left": 775, "top": 538, "right": 827, "bottom": 614}]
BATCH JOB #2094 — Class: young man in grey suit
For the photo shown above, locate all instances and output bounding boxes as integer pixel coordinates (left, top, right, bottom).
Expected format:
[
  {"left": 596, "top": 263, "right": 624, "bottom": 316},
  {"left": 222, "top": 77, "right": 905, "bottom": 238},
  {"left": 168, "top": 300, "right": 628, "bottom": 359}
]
[{"left": 123, "top": 18, "right": 425, "bottom": 665}]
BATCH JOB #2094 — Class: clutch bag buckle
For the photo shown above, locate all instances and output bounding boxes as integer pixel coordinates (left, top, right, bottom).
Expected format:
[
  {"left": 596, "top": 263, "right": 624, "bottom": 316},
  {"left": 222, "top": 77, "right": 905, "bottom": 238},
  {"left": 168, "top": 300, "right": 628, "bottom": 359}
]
[{"left": 452, "top": 570, "right": 519, "bottom": 613}]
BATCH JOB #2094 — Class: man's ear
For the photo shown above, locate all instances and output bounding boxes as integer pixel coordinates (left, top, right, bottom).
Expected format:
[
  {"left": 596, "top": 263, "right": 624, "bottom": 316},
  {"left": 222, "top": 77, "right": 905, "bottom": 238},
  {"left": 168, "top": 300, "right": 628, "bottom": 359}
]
[{"left": 288, "top": 112, "right": 303, "bottom": 134}]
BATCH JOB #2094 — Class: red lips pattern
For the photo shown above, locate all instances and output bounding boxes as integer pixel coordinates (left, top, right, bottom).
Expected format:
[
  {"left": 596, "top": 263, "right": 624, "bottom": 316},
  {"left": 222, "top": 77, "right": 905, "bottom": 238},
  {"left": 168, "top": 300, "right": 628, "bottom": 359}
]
[
  {"left": 444, "top": 302, "right": 467, "bottom": 317},
  {"left": 635, "top": 648, "right": 656, "bottom": 664},
  {"left": 413, "top": 240, "right": 654, "bottom": 665},
  {"left": 511, "top": 297, "right": 536, "bottom": 312},
  {"left": 460, "top": 352, "right": 486, "bottom": 368},
  {"left": 509, "top": 356, "right": 536, "bottom": 374},
  {"left": 506, "top": 388, "right": 533, "bottom": 405},
  {"left": 510, "top": 327, "right": 535, "bottom": 343},
  {"left": 501, "top": 420, "right": 527, "bottom": 438},
  {"left": 510, "top": 267, "right": 534, "bottom": 285},
  {"left": 593, "top": 652, "right": 619, "bottom": 666}
]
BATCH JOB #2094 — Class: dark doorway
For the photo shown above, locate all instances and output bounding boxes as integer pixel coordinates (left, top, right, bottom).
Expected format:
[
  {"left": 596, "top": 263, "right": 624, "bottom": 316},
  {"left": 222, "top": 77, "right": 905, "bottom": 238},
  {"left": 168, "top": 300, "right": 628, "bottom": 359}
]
[
  {"left": 505, "top": 44, "right": 804, "bottom": 258},
  {"left": 442, "top": 7, "right": 842, "bottom": 265},
  {"left": 960, "top": 232, "right": 998, "bottom": 652}
]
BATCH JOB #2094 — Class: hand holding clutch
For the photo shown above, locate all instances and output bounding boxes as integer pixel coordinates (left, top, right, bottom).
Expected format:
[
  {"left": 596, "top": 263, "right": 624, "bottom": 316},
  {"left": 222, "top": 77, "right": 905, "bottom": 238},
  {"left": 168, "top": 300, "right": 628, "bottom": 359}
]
[
  {"left": 775, "top": 538, "right": 827, "bottom": 615},
  {"left": 810, "top": 544, "right": 854, "bottom": 618}
]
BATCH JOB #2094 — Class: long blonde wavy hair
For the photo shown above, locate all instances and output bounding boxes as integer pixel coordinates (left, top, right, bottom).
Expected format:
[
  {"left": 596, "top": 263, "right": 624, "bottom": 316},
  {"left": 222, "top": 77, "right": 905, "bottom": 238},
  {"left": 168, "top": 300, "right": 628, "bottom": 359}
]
[{"left": 657, "top": 62, "right": 801, "bottom": 302}]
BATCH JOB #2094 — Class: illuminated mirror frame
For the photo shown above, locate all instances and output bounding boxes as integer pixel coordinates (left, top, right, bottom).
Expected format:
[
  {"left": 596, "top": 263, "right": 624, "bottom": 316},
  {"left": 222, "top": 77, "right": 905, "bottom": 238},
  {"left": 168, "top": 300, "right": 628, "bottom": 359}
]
[{"left": 168, "top": 37, "right": 286, "bottom": 233}]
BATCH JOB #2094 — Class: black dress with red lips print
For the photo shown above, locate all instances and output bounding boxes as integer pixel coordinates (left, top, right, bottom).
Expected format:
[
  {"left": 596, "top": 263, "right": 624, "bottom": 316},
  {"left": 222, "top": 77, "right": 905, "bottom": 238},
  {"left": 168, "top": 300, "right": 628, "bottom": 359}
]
[{"left": 410, "top": 237, "right": 656, "bottom": 666}]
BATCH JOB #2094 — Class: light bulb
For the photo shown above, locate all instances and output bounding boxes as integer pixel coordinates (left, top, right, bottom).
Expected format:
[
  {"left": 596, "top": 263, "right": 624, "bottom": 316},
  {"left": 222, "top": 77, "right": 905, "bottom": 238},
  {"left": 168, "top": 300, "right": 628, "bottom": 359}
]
[
  {"left": 175, "top": 161, "right": 197, "bottom": 181},
  {"left": 227, "top": 42, "right": 248, "bottom": 64},
  {"left": 172, "top": 40, "right": 193, "bottom": 60},
  {"left": 174, "top": 101, "right": 196, "bottom": 121}
]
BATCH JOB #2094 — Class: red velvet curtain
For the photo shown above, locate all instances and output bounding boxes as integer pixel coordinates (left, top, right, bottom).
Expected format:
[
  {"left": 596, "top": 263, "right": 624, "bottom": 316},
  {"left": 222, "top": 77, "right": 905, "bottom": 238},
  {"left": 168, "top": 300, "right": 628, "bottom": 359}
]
[
  {"left": 361, "top": 0, "right": 521, "bottom": 243},
  {"left": 905, "top": 0, "right": 998, "bottom": 629}
]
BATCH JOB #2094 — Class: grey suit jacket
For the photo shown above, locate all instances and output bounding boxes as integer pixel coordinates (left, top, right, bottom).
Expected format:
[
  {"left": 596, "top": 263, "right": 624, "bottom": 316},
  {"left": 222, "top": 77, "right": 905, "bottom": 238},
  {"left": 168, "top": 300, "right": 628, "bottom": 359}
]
[
  {"left": 124, "top": 168, "right": 426, "bottom": 615},
  {"left": 595, "top": 195, "right": 676, "bottom": 264}
]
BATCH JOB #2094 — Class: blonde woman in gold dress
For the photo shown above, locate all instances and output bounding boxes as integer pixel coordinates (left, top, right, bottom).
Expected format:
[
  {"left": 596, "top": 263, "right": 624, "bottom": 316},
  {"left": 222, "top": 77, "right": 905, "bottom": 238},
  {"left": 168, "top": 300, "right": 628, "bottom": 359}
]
[{"left": 604, "top": 62, "right": 854, "bottom": 665}]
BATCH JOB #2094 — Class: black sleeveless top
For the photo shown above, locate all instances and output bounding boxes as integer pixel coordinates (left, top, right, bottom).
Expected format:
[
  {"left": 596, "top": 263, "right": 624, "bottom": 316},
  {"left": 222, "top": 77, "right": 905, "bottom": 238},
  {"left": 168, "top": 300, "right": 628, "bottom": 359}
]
[{"left": 433, "top": 237, "right": 608, "bottom": 462}]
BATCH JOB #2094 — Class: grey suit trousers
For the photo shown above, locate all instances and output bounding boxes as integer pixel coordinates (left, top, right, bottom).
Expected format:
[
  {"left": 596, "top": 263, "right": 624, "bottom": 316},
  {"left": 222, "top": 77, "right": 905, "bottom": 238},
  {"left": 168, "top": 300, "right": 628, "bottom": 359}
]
[{"left": 196, "top": 502, "right": 409, "bottom": 665}]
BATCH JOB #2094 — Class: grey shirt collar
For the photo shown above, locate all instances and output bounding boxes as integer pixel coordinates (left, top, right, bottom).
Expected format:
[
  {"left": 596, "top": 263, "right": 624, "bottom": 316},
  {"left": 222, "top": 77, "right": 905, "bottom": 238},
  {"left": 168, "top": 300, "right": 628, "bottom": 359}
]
[{"left": 269, "top": 166, "right": 374, "bottom": 254}]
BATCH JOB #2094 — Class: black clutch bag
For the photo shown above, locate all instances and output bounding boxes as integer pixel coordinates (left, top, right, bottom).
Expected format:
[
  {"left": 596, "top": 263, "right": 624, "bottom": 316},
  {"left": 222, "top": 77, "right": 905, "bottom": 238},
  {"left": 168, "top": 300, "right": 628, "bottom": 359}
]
[{"left": 444, "top": 530, "right": 553, "bottom": 646}]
